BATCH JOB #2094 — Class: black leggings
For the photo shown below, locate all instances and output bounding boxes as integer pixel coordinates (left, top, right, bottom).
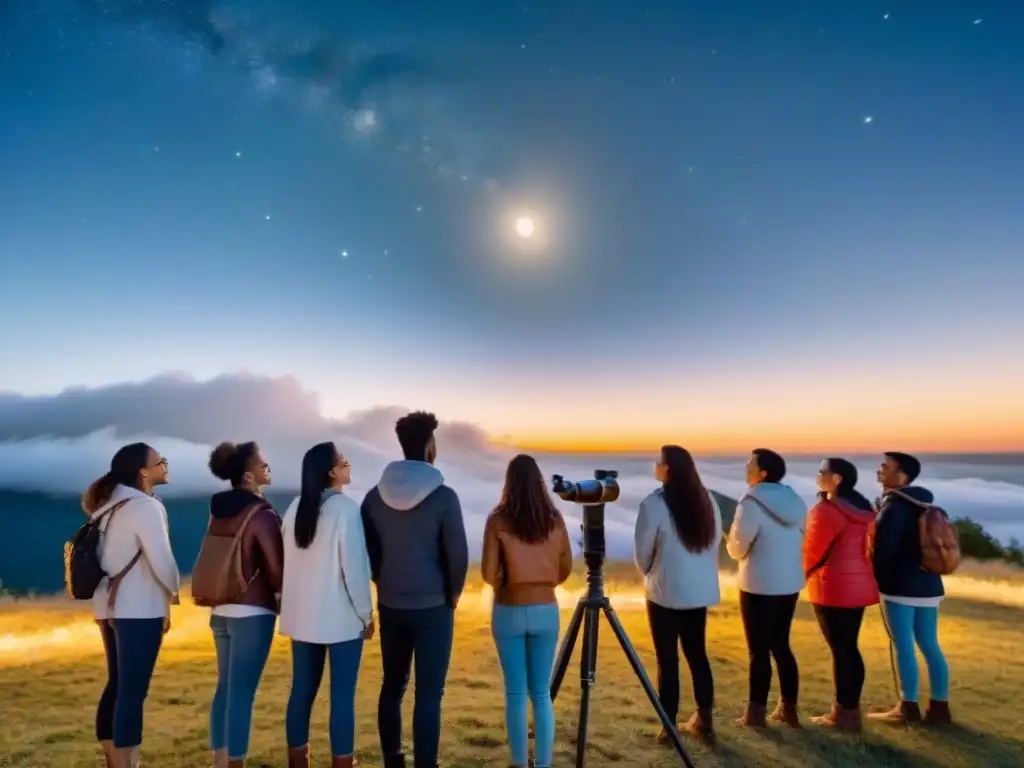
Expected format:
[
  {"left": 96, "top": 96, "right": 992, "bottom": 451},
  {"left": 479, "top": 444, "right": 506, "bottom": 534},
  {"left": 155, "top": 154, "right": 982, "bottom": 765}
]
[
  {"left": 646, "top": 601, "right": 715, "bottom": 717},
  {"left": 813, "top": 605, "right": 866, "bottom": 709},
  {"left": 738, "top": 591, "right": 800, "bottom": 706}
]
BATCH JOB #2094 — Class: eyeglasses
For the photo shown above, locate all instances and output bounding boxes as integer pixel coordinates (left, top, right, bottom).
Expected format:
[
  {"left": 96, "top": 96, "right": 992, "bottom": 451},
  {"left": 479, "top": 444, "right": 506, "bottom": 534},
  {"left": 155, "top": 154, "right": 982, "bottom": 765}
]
[
  {"left": 338, "top": 460, "right": 351, "bottom": 469},
  {"left": 151, "top": 458, "right": 169, "bottom": 468}
]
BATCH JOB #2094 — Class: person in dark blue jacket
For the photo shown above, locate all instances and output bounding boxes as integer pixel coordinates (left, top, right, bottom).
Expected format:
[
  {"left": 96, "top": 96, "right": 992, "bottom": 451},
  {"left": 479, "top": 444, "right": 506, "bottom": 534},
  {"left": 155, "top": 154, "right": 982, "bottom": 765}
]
[{"left": 867, "top": 452, "right": 951, "bottom": 727}]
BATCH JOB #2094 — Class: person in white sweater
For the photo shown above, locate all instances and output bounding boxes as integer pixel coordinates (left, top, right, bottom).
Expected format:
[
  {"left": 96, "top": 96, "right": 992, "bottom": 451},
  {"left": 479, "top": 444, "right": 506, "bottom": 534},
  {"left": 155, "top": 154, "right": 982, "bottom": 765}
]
[
  {"left": 280, "top": 442, "right": 374, "bottom": 768},
  {"left": 83, "top": 442, "right": 180, "bottom": 768},
  {"left": 726, "top": 448, "right": 808, "bottom": 729},
  {"left": 634, "top": 445, "right": 722, "bottom": 744}
]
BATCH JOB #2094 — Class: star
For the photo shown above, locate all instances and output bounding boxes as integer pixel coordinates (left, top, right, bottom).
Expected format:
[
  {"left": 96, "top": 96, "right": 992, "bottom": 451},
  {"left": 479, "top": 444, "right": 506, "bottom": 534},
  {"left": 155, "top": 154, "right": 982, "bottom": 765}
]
[
  {"left": 973, "top": 18, "right": 983, "bottom": 25},
  {"left": 235, "top": 151, "right": 242, "bottom": 158},
  {"left": 863, "top": 116, "right": 874, "bottom": 124},
  {"left": 415, "top": 205, "right": 423, "bottom": 213},
  {"left": 884, "top": 13, "right": 890, "bottom": 20},
  {"left": 265, "top": 215, "right": 271, "bottom": 220},
  {"left": 340, "top": 249, "right": 348, "bottom": 258}
]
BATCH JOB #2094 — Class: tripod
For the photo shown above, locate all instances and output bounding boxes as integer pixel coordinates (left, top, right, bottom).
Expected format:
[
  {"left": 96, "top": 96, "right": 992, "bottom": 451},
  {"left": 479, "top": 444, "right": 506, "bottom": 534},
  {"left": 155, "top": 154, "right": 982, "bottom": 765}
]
[{"left": 548, "top": 507, "right": 696, "bottom": 768}]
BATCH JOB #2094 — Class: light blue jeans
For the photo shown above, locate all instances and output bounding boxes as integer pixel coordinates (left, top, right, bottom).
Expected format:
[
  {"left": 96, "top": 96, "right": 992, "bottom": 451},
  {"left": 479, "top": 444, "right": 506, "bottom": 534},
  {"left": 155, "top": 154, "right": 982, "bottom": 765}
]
[
  {"left": 209, "top": 614, "right": 277, "bottom": 758},
  {"left": 492, "top": 603, "right": 560, "bottom": 768},
  {"left": 881, "top": 601, "right": 950, "bottom": 702}
]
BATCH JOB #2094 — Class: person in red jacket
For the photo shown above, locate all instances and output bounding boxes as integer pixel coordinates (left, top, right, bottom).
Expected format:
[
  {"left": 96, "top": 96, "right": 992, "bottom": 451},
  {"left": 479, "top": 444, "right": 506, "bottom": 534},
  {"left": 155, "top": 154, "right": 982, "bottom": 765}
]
[{"left": 803, "top": 458, "right": 879, "bottom": 732}]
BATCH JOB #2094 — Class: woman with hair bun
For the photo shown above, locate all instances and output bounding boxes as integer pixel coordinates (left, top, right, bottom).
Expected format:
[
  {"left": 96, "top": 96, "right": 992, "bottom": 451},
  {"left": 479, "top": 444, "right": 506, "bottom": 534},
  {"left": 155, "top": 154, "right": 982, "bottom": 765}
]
[
  {"left": 200, "top": 441, "right": 284, "bottom": 768},
  {"left": 84, "top": 442, "right": 180, "bottom": 768},
  {"left": 804, "top": 458, "right": 879, "bottom": 733}
]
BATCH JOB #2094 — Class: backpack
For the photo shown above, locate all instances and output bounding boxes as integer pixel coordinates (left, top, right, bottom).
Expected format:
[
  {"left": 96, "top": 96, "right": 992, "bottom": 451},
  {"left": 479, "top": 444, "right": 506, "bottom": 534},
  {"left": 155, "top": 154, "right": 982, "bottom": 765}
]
[
  {"left": 64, "top": 499, "right": 141, "bottom": 601},
  {"left": 190, "top": 503, "right": 263, "bottom": 607},
  {"left": 891, "top": 489, "right": 960, "bottom": 575}
]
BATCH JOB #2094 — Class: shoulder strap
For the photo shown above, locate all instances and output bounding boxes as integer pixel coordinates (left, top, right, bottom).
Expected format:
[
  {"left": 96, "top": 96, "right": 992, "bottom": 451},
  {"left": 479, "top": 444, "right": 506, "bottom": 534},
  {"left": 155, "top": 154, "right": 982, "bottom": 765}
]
[
  {"left": 745, "top": 494, "right": 790, "bottom": 527},
  {"left": 232, "top": 503, "right": 267, "bottom": 590},
  {"left": 889, "top": 489, "right": 944, "bottom": 516},
  {"left": 104, "top": 499, "right": 142, "bottom": 611}
]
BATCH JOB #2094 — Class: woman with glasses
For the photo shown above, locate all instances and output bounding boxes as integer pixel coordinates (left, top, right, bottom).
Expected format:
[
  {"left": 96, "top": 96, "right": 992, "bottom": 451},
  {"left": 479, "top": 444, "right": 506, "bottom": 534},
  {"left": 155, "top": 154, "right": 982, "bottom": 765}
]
[
  {"left": 200, "top": 441, "right": 284, "bottom": 768},
  {"left": 280, "top": 443, "right": 374, "bottom": 768},
  {"left": 84, "top": 442, "right": 180, "bottom": 768}
]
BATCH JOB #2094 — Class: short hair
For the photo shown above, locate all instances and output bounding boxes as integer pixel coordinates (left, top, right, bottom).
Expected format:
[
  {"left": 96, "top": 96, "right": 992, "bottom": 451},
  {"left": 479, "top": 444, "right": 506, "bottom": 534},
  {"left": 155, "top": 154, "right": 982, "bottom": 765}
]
[
  {"left": 395, "top": 411, "right": 439, "bottom": 461},
  {"left": 752, "top": 448, "right": 786, "bottom": 484},
  {"left": 884, "top": 451, "right": 921, "bottom": 483}
]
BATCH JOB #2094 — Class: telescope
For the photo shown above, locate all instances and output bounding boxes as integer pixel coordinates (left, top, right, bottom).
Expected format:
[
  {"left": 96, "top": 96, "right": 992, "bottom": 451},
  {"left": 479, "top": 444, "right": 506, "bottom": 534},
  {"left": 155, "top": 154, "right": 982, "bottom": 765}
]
[{"left": 547, "top": 468, "right": 694, "bottom": 767}]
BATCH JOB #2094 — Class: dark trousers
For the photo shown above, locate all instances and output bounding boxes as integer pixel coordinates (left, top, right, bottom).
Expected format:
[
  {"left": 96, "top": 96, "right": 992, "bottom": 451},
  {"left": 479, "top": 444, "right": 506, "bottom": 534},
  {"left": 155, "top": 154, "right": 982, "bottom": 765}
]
[
  {"left": 813, "top": 605, "right": 866, "bottom": 709},
  {"left": 378, "top": 604, "right": 455, "bottom": 767},
  {"left": 96, "top": 618, "right": 164, "bottom": 748},
  {"left": 738, "top": 591, "right": 800, "bottom": 707},
  {"left": 646, "top": 601, "right": 715, "bottom": 717}
]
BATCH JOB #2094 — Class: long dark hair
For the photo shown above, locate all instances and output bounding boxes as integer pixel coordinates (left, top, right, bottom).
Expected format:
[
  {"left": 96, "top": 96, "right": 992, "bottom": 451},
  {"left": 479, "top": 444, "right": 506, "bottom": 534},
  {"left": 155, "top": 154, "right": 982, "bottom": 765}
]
[
  {"left": 819, "top": 458, "right": 873, "bottom": 511},
  {"left": 82, "top": 442, "right": 153, "bottom": 515},
  {"left": 208, "top": 441, "right": 259, "bottom": 486},
  {"left": 295, "top": 442, "right": 339, "bottom": 549},
  {"left": 661, "top": 445, "right": 716, "bottom": 553},
  {"left": 494, "top": 454, "right": 562, "bottom": 543}
]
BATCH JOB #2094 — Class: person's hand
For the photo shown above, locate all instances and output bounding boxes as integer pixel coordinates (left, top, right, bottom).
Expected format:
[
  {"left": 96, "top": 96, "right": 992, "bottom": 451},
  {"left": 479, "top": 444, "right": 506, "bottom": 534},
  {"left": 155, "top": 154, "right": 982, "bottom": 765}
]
[
  {"left": 451, "top": 593, "right": 461, "bottom": 611},
  {"left": 170, "top": 592, "right": 181, "bottom": 606},
  {"left": 361, "top": 618, "right": 376, "bottom": 640},
  {"left": 163, "top": 614, "right": 172, "bottom": 635}
]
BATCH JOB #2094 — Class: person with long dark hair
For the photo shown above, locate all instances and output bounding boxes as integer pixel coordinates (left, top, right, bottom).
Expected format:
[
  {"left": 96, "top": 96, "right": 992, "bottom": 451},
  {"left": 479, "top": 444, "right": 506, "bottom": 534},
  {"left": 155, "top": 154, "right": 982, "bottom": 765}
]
[
  {"left": 84, "top": 442, "right": 180, "bottom": 768},
  {"left": 481, "top": 454, "right": 573, "bottom": 768},
  {"left": 634, "top": 445, "right": 722, "bottom": 744},
  {"left": 726, "top": 449, "right": 808, "bottom": 728},
  {"left": 361, "top": 411, "right": 469, "bottom": 768},
  {"left": 804, "top": 458, "right": 879, "bottom": 732},
  {"left": 280, "top": 443, "right": 374, "bottom": 768},
  {"left": 200, "top": 442, "right": 284, "bottom": 768}
]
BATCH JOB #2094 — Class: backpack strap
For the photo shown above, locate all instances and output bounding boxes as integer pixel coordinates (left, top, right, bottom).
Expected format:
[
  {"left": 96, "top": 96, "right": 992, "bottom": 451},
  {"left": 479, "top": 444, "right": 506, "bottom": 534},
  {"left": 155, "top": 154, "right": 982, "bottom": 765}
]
[
  {"left": 232, "top": 503, "right": 266, "bottom": 590},
  {"left": 102, "top": 500, "right": 142, "bottom": 611},
  {"left": 889, "top": 489, "right": 946, "bottom": 516}
]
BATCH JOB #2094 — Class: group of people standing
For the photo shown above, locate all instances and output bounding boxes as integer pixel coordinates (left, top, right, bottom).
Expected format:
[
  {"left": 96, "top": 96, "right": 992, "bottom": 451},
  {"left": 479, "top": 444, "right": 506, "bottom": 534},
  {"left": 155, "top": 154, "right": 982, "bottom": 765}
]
[
  {"left": 77, "top": 412, "right": 952, "bottom": 768},
  {"left": 634, "top": 447, "right": 952, "bottom": 747}
]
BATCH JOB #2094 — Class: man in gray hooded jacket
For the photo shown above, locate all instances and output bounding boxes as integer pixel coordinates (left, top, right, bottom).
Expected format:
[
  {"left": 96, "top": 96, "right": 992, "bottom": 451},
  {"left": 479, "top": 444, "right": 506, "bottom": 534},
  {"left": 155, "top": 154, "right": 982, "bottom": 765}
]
[{"left": 361, "top": 410, "right": 469, "bottom": 768}]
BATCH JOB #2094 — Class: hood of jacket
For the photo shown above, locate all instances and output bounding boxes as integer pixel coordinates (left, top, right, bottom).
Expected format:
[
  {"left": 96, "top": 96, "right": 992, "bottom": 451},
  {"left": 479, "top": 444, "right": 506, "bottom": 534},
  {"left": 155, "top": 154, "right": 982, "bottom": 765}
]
[
  {"left": 828, "top": 497, "right": 877, "bottom": 526},
  {"left": 377, "top": 460, "right": 445, "bottom": 511},
  {"left": 90, "top": 483, "right": 152, "bottom": 519},
  {"left": 210, "top": 488, "right": 266, "bottom": 519},
  {"left": 882, "top": 485, "right": 934, "bottom": 508},
  {"left": 743, "top": 482, "right": 807, "bottom": 527}
]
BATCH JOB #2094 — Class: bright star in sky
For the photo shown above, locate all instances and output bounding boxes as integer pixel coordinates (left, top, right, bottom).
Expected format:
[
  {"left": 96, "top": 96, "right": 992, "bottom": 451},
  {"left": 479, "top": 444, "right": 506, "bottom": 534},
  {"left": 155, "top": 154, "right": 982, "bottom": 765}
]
[
  {"left": 515, "top": 216, "right": 535, "bottom": 238},
  {"left": 864, "top": 115, "right": 874, "bottom": 124}
]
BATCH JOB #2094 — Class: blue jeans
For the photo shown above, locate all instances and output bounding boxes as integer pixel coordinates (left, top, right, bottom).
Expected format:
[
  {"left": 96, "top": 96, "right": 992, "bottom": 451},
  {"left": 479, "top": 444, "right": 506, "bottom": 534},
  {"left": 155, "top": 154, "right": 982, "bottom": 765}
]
[
  {"left": 286, "top": 638, "right": 364, "bottom": 757},
  {"left": 209, "top": 614, "right": 277, "bottom": 758},
  {"left": 492, "top": 603, "right": 560, "bottom": 768},
  {"left": 378, "top": 604, "right": 455, "bottom": 767},
  {"left": 95, "top": 618, "right": 164, "bottom": 748},
  {"left": 881, "top": 601, "right": 950, "bottom": 702}
]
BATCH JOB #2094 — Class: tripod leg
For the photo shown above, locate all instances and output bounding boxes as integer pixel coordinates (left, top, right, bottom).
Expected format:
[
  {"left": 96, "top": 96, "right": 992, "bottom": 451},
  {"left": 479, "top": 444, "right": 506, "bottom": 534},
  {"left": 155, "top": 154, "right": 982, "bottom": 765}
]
[
  {"left": 574, "top": 606, "right": 599, "bottom": 768},
  {"left": 550, "top": 599, "right": 585, "bottom": 702},
  {"left": 602, "top": 605, "right": 696, "bottom": 768}
]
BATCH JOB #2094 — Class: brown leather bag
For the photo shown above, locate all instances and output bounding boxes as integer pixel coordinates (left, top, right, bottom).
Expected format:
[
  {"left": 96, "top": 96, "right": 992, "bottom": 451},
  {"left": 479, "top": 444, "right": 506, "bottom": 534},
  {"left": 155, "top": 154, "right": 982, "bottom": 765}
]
[{"left": 191, "top": 503, "right": 263, "bottom": 607}]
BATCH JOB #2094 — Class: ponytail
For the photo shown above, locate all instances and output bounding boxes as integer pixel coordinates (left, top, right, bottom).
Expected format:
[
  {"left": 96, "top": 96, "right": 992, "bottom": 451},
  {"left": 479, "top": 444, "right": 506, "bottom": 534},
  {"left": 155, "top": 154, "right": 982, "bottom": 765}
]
[{"left": 82, "top": 472, "right": 117, "bottom": 515}]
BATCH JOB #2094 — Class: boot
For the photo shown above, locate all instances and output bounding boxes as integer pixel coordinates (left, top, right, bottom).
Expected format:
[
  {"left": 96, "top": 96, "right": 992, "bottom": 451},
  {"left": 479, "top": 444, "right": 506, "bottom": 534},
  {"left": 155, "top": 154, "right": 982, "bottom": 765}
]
[
  {"left": 287, "top": 745, "right": 310, "bottom": 768},
  {"left": 734, "top": 703, "right": 768, "bottom": 727},
  {"left": 383, "top": 754, "right": 407, "bottom": 768},
  {"left": 868, "top": 701, "right": 922, "bottom": 725},
  {"left": 227, "top": 760, "right": 245, "bottom": 768},
  {"left": 924, "top": 700, "right": 953, "bottom": 727},
  {"left": 682, "top": 708, "right": 716, "bottom": 743},
  {"left": 331, "top": 757, "right": 355, "bottom": 768},
  {"left": 769, "top": 700, "right": 801, "bottom": 728},
  {"left": 810, "top": 704, "right": 862, "bottom": 733}
]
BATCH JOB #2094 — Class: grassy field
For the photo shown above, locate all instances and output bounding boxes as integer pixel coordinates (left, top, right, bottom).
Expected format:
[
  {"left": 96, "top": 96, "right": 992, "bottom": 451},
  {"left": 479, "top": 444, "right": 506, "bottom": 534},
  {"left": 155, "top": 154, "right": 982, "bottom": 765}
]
[{"left": 1, "top": 563, "right": 1023, "bottom": 767}]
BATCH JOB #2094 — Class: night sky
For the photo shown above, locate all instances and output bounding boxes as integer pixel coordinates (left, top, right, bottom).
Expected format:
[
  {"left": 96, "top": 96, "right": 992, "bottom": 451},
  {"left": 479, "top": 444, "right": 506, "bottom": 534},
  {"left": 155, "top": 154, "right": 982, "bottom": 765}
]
[{"left": 1, "top": 1, "right": 1022, "bottom": 451}]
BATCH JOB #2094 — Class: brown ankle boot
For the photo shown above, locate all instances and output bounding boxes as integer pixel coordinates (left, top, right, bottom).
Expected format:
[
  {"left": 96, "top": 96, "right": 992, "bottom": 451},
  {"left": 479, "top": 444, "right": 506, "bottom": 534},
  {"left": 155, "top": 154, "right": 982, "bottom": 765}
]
[
  {"left": 682, "top": 708, "right": 716, "bottom": 743},
  {"left": 331, "top": 757, "right": 355, "bottom": 768},
  {"left": 924, "top": 700, "right": 952, "bottom": 727},
  {"left": 868, "top": 701, "right": 922, "bottom": 725},
  {"left": 810, "top": 704, "right": 862, "bottom": 733},
  {"left": 287, "top": 745, "right": 310, "bottom": 768},
  {"left": 227, "top": 760, "right": 245, "bottom": 768},
  {"left": 734, "top": 703, "right": 768, "bottom": 727},
  {"left": 769, "top": 700, "right": 801, "bottom": 728}
]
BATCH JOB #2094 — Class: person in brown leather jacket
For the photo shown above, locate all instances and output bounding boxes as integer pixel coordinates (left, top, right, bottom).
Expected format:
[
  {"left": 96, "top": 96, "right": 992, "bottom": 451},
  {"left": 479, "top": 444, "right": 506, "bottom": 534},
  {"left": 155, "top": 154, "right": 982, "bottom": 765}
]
[
  {"left": 481, "top": 454, "right": 573, "bottom": 768},
  {"left": 205, "top": 441, "right": 284, "bottom": 768}
]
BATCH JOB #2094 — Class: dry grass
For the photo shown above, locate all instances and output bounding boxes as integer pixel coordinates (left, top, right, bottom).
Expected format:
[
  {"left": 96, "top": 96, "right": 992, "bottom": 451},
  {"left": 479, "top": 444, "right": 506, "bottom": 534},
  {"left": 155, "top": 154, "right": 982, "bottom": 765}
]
[{"left": 1, "top": 566, "right": 1023, "bottom": 767}]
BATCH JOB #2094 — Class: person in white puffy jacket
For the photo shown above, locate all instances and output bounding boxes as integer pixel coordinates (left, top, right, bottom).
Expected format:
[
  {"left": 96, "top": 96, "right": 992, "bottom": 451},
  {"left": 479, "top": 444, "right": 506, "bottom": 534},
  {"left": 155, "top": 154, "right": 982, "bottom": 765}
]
[
  {"left": 84, "top": 442, "right": 180, "bottom": 768},
  {"left": 280, "top": 442, "right": 374, "bottom": 768},
  {"left": 726, "top": 448, "right": 808, "bottom": 729}
]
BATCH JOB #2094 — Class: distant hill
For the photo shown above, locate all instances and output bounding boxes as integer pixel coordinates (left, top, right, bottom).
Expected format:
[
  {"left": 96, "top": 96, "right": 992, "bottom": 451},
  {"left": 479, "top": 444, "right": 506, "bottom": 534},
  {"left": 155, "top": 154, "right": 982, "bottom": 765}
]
[{"left": 0, "top": 488, "right": 740, "bottom": 595}]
